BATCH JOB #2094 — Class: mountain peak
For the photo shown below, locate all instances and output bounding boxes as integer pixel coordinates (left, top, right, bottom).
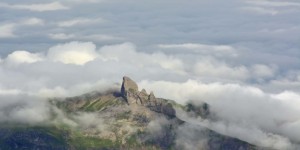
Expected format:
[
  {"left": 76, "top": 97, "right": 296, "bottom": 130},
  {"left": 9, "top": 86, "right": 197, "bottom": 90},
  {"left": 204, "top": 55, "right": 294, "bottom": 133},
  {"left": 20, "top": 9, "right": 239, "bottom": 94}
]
[
  {"left": 119, "top": 76, "right": 176, "bottom": 118},
  {"left": 44, "top": 76, "right": 258, "bottom": 150},
  {"left": 121, "top": 76, "right": 139, "bottom": 101}
]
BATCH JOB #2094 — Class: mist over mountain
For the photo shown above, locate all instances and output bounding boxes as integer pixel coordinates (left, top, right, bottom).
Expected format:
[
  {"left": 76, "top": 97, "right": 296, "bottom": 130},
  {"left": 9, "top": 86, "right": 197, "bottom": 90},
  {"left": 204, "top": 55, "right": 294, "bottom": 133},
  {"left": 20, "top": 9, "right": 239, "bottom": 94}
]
[
  {"left": 0, "top": 76, "right": 297, "bottom": 149},
  {"left": 0, "top": 76, "right": 268, "bottom": 149},
  {"left": 1, "top": 0, "right": 300, "bottom": 149}
]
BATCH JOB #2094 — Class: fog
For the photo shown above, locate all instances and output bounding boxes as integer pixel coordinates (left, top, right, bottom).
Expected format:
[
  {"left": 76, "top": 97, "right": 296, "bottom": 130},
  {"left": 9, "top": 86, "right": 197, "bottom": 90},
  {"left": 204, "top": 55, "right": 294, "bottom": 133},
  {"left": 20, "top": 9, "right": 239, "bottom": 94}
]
[{"left": 1, "top": 0, "right": 300, "bottom": 149}]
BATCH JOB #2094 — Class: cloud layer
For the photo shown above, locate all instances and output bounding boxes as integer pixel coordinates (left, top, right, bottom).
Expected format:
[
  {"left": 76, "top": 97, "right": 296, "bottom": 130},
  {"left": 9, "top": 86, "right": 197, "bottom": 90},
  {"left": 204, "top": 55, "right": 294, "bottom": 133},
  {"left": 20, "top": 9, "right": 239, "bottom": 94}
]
[
  {"left": 1, "top": 0, "right": 300, "bottom": 149},
  {"left": 0, "top": 40, "right": 299, "bottom": 149}
]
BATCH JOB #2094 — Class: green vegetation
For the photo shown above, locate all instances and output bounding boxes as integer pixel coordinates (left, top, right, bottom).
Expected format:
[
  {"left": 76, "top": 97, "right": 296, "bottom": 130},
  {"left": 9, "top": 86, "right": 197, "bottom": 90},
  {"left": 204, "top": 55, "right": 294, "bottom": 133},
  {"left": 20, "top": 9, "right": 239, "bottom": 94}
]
[
  {"left": 0, "top": 125, "right": 148, "bottom": 150},
  {"left": 80, "top": 98, "right": 124, "bottom": 112},
  {"left": 0, "top": 125, "right": 68, "bottom": 150},
  {"left": 129, "top": 88, "right": 135, "bottom": 93},
  {"left": 55, "top": 96, "right": 126, "bottom": 113},
  {"left": 115, "top": 110, "right": 131, "bottom": 120},
  {"left": 68, "top": 133, "right": 116, "bottom": 150},
  {"left": 0, "top": 91, "right": 256, "bottom": 150}
]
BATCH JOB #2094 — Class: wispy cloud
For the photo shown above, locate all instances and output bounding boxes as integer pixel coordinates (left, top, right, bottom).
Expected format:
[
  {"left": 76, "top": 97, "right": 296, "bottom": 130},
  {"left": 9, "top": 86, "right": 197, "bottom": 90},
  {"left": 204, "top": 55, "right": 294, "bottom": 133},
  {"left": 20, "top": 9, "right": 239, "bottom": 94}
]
[
  {"left": 49, "top": 33, "right": 121, "bottom": 41},
  {"left": 57, "top": 18, "right": 104, "bottom": 27},
  {"left": 241, "top": 6, "right": 279, "bottom": 15},
  {"left": 158, "top": 43, "right": 237, "bottom": 57},
  {"left": 63, "top": 0, "right": 103, "bottom": 4},
  {"left": 49, "top": 33, "right": 75, "bottom": 40},
  {"left": 0, "top": 2, "right": 68, "bottom": 12},
  {"left": 21, "top": 18, "right": 44, "bottom": 26},
  {"left": 158, "top": 43, "right": 235, "bottom": 53},
  {"left": 245, "top": 0, "right": 300, "bottom": 7},
  {"left": 0, "top": 18, "right": 44, "bottom": 38},
  {"left": 0, "top": 24, "right": 16, "bottom": 38},
  {"left": 242, "top": 0, "right": 300, "bottom": 15}
]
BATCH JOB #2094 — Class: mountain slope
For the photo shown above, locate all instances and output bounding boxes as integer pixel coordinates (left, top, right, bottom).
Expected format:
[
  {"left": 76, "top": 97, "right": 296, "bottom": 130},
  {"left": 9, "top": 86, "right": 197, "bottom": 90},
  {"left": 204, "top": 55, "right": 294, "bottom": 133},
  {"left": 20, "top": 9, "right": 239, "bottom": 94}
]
[{"left": 0, "top": 76, "right": 266, "bottom": 150}]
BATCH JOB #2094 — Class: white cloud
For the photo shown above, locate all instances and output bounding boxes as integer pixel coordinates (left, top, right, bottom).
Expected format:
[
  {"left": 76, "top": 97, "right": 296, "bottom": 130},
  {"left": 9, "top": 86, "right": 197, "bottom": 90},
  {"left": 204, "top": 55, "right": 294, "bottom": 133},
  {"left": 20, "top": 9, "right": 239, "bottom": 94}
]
[
  {"left": 192, "top": 58, "right": 275, "bottom": 81},
  {"left": 49, "top": 33, "right": 120, "bottom": 41},
  {"left": 139, "top": 79, "right": 300, "bottom": 148},
  {"left": 47, "top": 41, "right": 98, "bottom": 65},
  {"left": 158, "top": 43, "right": 235, "bottom": 52},
  {"left": 0, "top": 94, "right": 50, "bottom": 124},
  {"left": 241, "top": 6, "right": 279, "bottom": 15},
  {"left": 176, "top": 109, "right": 295, "bottom": 150},
  {"left": 0, "top": 18, "right": 44, "bottom": 38},
  {"left": 82, "top": 34, "right": 121, "bottom": 41},
  {"left": 242, "top": 0, "right": 300, "bottom": 15},
  {"left": 21, "top": 18, "right": 44, "bottom": 26},
  {"left": 158, "top": 43, "right": 237, "bottom": 57},
  {"left": 49, "top": 33, "right": 75, "bottom": 40},
  {"left": 5, "top": 50, "right": 43, "bottom": 65},
  {"left": 57, "top": 18, "right": 104, "bottom": 27},
  {"left": 251, "top": 64, "right": 275, "bottom": 78},
  {"left": 36, "top": 80, "right": 117, "bottom": 98},
  {"left": 246, "top": 0, "right": 300, "bottom": 7},
  {"left": 98, "top": 42, "right": 185, "bottom": 73},
  {"left": 62, "top": 0, "right": 103, "bottom": 4},
  {"left": 0, "top": 2, "right": 68, "bottom": 12},
  {"left": 2, "top": 42, "right": 184, "bottom": 74},
  {"left": 0, "top": 0, "right": 299, "bottom": 148},
  {"left": 0, "top": 24, "right": 16, "bottom": 38},
  {"left": 0, "top": 88, "right": 22, "bottom": 95},
  {"left": 193, "top": 58, "right": 249, "bottom": 80},
  {"left": 0, "top": 41, "right": 299, "bottom": 148}
]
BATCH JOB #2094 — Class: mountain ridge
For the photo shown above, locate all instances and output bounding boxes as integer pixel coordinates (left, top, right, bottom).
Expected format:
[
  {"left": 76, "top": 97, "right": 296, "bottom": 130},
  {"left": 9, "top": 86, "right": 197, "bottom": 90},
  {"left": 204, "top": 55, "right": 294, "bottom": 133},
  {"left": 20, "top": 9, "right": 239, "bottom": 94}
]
[{"left": 0, "top": 76, "right": 267, "bottom": 150}]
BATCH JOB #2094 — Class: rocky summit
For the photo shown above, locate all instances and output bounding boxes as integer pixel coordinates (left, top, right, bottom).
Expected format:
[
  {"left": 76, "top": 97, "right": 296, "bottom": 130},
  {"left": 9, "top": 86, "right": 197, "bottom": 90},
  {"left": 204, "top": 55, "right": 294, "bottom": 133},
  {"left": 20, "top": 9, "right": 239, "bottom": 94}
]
[
  {"left": 121, "top": 76, "right": 153, "bottom": 105},
  {"left": 121, "top": 76, "right": 138, "bottom": 99},
  {"left": 120, "top": 76, "right": 176, "bottom": 118},
  {"left": 0, "top": 76, "right": 263, "bottom": 150}
]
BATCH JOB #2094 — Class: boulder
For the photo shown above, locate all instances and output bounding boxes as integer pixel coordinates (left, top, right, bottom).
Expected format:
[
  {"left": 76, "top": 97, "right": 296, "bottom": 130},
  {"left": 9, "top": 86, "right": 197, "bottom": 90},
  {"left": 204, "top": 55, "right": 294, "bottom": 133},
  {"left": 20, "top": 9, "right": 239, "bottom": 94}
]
[{"left": 121, "top": 76, "right": 138, "bottom": 100}]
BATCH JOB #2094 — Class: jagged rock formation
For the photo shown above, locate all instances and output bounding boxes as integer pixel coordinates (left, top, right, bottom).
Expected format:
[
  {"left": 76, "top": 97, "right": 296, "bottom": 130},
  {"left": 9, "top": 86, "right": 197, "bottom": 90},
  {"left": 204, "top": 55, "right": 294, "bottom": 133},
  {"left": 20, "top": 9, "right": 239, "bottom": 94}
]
[
  {"left": 121, "top": 76, "right": 138, "bottom": 97},
  {"left": 148, "top": 91, "right": 157, "bottom": 106},
  {"left": 120, "top": 76, "right": 176, "bottom": 118}
]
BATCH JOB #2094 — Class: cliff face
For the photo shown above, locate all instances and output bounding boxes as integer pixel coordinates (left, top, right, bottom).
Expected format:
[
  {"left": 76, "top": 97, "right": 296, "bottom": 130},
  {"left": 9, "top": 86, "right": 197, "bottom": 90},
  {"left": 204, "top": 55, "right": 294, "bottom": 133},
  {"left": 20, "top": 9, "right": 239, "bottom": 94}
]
[
  {"left": 121, "top": 76, "right": 139, "bottom": 103},
  {"left": 120, "top": 76, "right": 176, "bottom": 118}
]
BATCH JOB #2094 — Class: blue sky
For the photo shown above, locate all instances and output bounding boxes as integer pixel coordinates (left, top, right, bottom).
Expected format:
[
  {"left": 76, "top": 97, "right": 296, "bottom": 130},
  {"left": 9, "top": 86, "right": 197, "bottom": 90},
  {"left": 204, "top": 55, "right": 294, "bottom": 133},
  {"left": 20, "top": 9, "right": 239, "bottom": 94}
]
[{"left": 0, "top": 0, "right": 300, "bottom": 149}]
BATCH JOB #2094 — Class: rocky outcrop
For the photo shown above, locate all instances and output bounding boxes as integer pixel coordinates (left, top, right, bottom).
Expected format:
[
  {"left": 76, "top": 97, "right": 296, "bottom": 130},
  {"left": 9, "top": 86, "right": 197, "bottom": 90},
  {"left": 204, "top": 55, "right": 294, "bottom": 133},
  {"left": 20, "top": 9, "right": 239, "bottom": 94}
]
[
  {"left": 120, "top": 76, "right": 176, "bottom": 118},
  {"left": 148, "top": 91, "right": 157, "bottom": 106},
  {"left": 121, "top": 76, "right": 138, "bottom": 97},
  {"left": 121, "top": 76, "right": 141, "bottom": 104},
  {"left": 161, "top": 103, "right": 176, "bottom": 118},
  {"left": 138, "top": 89, "right": 148, "bottom": 104},
  {"left": 186, "top": 102, "right": 210, "bottom": 119}
]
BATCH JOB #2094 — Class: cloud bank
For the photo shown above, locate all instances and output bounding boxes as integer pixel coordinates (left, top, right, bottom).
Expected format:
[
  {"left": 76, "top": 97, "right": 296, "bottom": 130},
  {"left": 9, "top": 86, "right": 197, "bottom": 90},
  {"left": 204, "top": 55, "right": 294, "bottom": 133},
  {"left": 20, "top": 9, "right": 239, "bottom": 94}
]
[
  {"left": 0, "top": 2, "right": 68, "bottom": 12},
  {"left": 1, "top": 0, "right": 300, "bottom": 149},
  {"left": 0, "top": 40, "right": 299, "bottom": 149}
]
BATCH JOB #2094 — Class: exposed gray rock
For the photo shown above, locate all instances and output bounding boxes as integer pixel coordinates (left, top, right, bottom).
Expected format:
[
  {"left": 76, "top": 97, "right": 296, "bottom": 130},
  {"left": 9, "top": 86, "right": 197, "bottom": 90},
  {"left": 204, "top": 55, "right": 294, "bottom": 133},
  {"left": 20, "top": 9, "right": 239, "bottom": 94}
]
[
  {"left": 161, "top": 103, "right": 176, "bottom": 118},
  {"left": 140, "top": 89, "right": 148, "bottom": 96},
  {"left": 120, "top": 76, "right": 177, "bottom": 119},
  {"left": 121, "top": 76, "right": 138, "bottom": 96},
  {"left": 138, "top": 89, "right": 148, "bottom": 105},
  {"left": 148, "top": 91, "right": 157, "bottom": 106},
  {"left": 186, "top": 102, "right": 210, "bottom": 119},
  {"left": 121, "top": 76, "right": 139, "bottom": 104}
]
